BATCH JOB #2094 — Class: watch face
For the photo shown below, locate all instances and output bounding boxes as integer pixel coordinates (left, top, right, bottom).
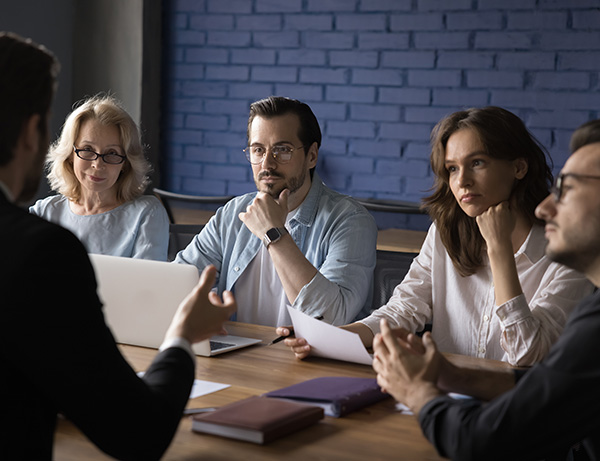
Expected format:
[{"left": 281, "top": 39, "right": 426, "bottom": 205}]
[{"left": 266, "top": 228, "right": 281, "bottom": 241}]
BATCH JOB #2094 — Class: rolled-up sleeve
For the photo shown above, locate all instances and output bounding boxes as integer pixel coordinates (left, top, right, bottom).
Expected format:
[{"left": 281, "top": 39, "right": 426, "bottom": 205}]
[{"left": 293, "top": 208, "right": 378, "bottom": 325}]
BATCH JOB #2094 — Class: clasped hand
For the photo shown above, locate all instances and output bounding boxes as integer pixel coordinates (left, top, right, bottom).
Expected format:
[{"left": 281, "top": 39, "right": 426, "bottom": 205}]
[{"left": 372, "top": 319, "right": 442, "bottom": 411}]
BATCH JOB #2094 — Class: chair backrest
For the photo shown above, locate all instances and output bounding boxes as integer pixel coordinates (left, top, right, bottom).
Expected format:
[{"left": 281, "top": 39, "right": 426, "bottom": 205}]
[
  {"left": 168, "top": 223, "right": 204, "bottom": 261},
  {"left": 371, "top": 249, "right": 418, "bottom": 312},
  {"left": 153, "top": 187, "right": 234, "bottom": 224},
  {"left": 355, "top": 198, "right": 424, "bottom": 215}
]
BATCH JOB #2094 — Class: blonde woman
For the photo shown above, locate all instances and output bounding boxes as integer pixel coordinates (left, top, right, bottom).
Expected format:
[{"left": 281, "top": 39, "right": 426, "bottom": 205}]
[{"left": 30, "top": 94, "right": 168, "bottom": 260}]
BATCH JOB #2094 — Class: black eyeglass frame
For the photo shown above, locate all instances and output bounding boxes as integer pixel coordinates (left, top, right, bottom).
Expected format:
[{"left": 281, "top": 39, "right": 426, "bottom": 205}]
[
  {"left": 73, "top": 145, "right": 127, "bottom": 165},
  {"left": 552, "top": 172, "right": 600, "bottom": 202},
  {"left": 243, "top": 144, "right": 306, "bottom": 165}
]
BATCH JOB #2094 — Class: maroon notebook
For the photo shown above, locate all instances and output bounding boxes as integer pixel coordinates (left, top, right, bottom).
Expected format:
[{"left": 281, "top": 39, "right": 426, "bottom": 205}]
[
  {"left": 191, "top": 396, "right": 324, "bottom": 444},
  {"left": 263, "top": 376, "right": 390, "bottom": 417}
]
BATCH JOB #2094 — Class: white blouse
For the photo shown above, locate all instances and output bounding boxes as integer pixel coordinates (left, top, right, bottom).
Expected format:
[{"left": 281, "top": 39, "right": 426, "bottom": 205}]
[{"left": 360, "top": 223, "right": 594, "bottom": 366}]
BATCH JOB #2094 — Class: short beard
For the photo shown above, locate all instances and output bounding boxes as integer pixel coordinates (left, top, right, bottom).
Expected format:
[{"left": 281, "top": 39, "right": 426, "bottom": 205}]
[{"left": 256, "top": 166, "right": 307, "bottom": 200}]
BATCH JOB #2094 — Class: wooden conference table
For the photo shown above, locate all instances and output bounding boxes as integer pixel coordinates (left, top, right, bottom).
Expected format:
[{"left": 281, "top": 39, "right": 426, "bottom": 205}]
[{"left": 53, "top": 322, "right": 514, "bottom": 461}]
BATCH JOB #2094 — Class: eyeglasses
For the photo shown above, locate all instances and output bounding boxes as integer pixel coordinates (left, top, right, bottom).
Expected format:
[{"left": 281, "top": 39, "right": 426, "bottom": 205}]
[
  {"left": 552, "top": 172, "right": 600, "bottom": 202},
  {"left": 243, "top": 144, "right": 305, "bottom": 165},
  {"left": 73, "top": 145, "right": 126, "bottom": 165}
]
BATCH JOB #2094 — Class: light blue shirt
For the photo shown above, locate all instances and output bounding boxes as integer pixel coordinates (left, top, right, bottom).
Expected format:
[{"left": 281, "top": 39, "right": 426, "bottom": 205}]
[
  {"left": 30, "top": 194, "right": 169, "bottom": 261},
  {"left": 175, "top": 173, "right": 378, "bottom": 326}
]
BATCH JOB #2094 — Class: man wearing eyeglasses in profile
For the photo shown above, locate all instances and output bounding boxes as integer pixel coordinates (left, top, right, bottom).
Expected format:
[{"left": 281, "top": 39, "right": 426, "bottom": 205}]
[
  {"left": 175, "top": 96, "right": 378, "bottom": 327},
  {"left": 372, "top": 119, "right": 600, "bottom": 460}
]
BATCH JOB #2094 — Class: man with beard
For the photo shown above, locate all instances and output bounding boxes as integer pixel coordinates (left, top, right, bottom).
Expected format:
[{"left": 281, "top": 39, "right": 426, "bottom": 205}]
[
  {"left": 175, "top": 96, "right": 378, "bottom": 327},
  {"left": 0, "top": 32, "right": 236, "bottom": 460},
  {"left": 371, "top": 119, "right": 600, "bottom": 460}
]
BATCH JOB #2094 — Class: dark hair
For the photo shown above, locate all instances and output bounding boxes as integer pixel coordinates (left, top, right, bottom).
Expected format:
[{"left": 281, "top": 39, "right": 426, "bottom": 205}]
[
  {"left": 0, "top": 32, "right": 59, "bottom": 166},
  {"left": 569, "top": 119, "right": 600, "bottom": 153},
  {"left": 423, "top": 106, "right": 553, "bottom": 277},
  {"left": 247, "top": 96, "right": 321, "bottom": 176}
]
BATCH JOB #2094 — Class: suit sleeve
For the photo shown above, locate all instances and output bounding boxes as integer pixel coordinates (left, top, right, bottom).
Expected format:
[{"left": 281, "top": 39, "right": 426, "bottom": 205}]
[
  {"left": 417, "top": 296, "right": 600, "bottom": 461},
  {"left": 16, "top": 225, "right": 194, "bottom": 460}
]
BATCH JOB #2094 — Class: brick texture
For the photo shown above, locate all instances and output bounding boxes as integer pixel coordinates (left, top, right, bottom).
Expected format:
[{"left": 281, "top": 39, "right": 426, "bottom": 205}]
[{"left": 162, "top": 0, "right": 600, "bottom": 231}]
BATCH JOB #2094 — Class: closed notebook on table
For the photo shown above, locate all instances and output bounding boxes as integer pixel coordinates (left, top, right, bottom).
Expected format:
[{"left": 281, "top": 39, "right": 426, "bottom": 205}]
[
  {"left": 263, "top": 376, "right": 390, "bottom": 417},
  {"left": 191, "top": 396, "right": 324, "bottom": 444}
]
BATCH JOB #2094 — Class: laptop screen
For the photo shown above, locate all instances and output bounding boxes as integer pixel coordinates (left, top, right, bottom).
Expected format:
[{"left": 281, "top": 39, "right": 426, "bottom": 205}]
[{"left": 88, "top": 254, "right": 199, "bottom": 349}]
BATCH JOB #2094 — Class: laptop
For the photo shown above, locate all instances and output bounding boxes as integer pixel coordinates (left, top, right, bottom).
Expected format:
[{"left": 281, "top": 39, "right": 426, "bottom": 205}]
[{"left": 88, "top": 254, "right": 261, "bottom": 356}]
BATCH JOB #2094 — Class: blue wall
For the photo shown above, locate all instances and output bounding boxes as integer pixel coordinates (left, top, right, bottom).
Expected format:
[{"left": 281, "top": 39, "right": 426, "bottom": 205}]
[{"left": 161, "top": 0, "right": 600, "bottom": 231}]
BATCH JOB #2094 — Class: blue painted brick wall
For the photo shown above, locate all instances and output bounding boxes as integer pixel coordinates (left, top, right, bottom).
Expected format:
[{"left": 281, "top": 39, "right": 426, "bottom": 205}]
[{"left": 161, "top": 0, "right": 600, "bottom": 231}]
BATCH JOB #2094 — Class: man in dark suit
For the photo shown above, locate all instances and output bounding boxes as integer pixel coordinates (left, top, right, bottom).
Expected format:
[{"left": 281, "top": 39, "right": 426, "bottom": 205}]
[{"left": 0, "top": 32, "right": 236, "bottom": 460}]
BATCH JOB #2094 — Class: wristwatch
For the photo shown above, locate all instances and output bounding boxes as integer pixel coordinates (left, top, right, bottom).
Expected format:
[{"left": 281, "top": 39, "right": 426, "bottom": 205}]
[{"left": 263, "top": 227, "right": 288, "bottom": 248}]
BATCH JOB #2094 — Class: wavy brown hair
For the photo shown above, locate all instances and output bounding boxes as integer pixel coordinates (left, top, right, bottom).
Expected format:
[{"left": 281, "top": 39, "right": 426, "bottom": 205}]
[{"left": 422, "top": 107, "right": 553, "bottom": 277}]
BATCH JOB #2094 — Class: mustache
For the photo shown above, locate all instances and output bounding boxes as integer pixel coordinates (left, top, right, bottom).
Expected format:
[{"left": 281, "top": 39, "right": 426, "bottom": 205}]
[{"left": 258, "top": 171, "right": 283, "bottom": 180}]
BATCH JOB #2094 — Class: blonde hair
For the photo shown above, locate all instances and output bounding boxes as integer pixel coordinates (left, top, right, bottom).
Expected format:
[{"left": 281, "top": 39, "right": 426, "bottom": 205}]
[{"left": 46, "top": 94, "right": 150, "bottom": 203}]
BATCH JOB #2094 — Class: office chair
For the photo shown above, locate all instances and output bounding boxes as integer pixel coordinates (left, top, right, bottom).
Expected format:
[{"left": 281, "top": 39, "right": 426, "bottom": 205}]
[
  {"left": 355, "top": 198, "right": 424, "bottom": 215},
  {"left": 153, "top": 187, "right": 234, "bottom": 224},
  {"left": 371, "top": 249, "right": 418, "bottom": 312},
  {"left": 167, "top": 223, "right": 204, "bottom": 261},
  {"left": 371, "top": 249, "right": 432, "bottom": 335}
]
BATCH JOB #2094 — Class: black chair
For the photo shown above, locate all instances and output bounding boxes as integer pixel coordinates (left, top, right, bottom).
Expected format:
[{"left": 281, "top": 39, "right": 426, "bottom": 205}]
[
  {"left": 356, "top": 198, "right": 424, "bottom": 215},
  {"left": 153, "top": 187, "right": 234, "bottom": 224},
  {"left": 371, "top": 249, "right": 418, "bottom": 312},
  {"left": 371, "top": 249, "right": 432, "bottom": 335},
  {"left": 167, "top": 223, "right": 204, "bottom": 261}
]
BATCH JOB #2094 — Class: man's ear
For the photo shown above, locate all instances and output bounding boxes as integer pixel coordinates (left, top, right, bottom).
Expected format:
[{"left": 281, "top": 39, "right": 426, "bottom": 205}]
[
  {"left": 19, "top": 114, "right": 41, "bottom": 154},
  {"left": 514, "top": 158, "right": 528, "bottom": 180},
  {"left": 306, "top": 142, "right": 318, "bottom": 169}
]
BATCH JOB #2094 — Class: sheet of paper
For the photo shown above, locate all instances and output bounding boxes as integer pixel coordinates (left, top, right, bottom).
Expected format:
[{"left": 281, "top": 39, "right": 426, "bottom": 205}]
[
  {"left": 395, "top": 393, "right": 472, "bottom": 415},
  {"left": 137, "top": 372, "right": 229, "bottom": 399},
  {"left": 287, "top": 307, "right": 373, "bottom": 365},
  {"left": 189, "top": 380, "right": 230, "bottom": 399}
]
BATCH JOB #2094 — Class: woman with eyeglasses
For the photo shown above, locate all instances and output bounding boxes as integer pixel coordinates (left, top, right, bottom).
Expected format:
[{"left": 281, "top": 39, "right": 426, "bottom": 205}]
[
  {"left": 281, "top": 106, "right": 594, "bottom": 366},
  {"left": 30, "top": 94, "right": 169, "bottom": 260}
]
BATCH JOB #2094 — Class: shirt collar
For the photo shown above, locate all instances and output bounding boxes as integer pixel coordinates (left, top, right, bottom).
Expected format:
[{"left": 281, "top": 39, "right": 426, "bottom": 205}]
[
  {"left": 289, "top": 171, "right": 323, "bottom": 227},
  {"left": 515, "top": 224, "right": 547, "bottom": 264}
]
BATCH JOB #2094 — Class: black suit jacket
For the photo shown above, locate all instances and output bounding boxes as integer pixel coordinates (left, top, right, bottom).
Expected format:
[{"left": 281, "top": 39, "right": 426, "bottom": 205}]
[{"left": 0, "top": 191, "right": 194, "bottom": 460}]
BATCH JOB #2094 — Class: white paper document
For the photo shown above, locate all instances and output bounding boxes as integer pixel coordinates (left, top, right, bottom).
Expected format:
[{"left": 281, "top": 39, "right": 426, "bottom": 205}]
[
  {"left": 137, "top": 372, "right": 229, "bottom": 399},
  {"left": 395, "top": 393, "right": 472, "bottom": 415},
  {"left": 287, "top": 307, "right": 373, "bottom": 365}
]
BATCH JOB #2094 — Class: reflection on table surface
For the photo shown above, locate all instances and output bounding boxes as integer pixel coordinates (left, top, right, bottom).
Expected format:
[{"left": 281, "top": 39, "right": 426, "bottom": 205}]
[{"left": 54, "top": 322, "right": 514, "bottom": 461}]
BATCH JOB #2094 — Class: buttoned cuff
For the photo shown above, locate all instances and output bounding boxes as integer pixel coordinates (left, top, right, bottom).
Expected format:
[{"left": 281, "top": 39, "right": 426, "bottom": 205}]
[{"left": 495, "top": 293, "right": 531, "bottom": 327}]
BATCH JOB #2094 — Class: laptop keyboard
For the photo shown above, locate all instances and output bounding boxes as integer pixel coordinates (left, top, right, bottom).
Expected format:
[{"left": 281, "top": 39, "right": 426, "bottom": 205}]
[{"left": 210, "top": 340, "right": 236, "bottom": 351}]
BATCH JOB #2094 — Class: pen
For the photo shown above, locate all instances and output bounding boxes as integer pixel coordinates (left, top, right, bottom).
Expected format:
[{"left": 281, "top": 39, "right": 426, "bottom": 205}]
[
  {"left": 183, "top": 407, "right": 218, "bottom": 416},
  {"left": 269, "top": 315, "right": 324, "bottom": 345}
]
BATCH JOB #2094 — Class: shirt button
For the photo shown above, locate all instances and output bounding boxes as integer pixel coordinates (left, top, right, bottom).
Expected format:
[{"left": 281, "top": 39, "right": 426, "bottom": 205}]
[
  {"left": 234, "top": 266, "right": 240, "bottom": 272},
  {"left": 483, "top": 315, "right": 489, "bottom": 322},
  {"left": 479, "top": 347, "right": 486, "bottom": 354}
]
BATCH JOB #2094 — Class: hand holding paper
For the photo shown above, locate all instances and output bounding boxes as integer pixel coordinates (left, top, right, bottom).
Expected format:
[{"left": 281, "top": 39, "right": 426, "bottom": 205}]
[{"left": 286, "top": 307, "right": 373, "bottom": 365}]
